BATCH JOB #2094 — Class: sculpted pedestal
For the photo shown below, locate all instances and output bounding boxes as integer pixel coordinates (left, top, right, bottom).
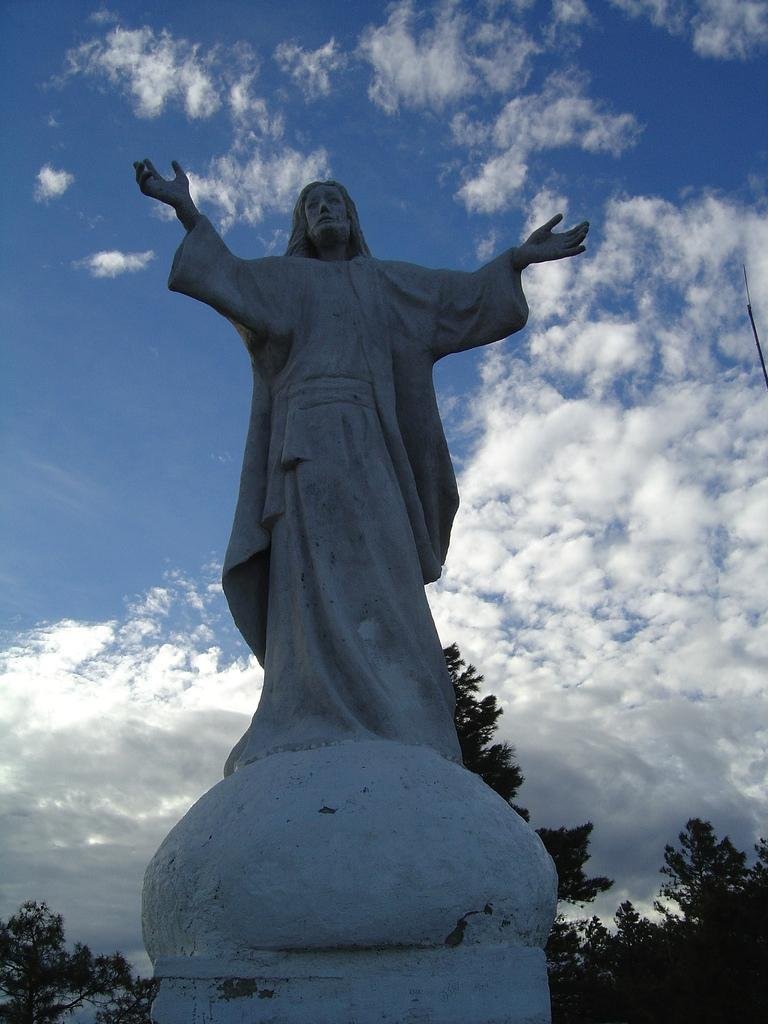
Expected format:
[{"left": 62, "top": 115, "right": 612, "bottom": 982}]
[{"left": 143, "top": 740, "right": 557, "bottom": 1023}]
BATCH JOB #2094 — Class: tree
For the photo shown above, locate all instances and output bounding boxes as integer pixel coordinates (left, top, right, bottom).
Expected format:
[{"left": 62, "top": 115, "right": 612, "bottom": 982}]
[
  {"left": 537, "top": 824, "right": 613, "bottom": 906},
  {"left": 445, "top": 644, "right": 614, "bottom": 1023},
  {"left": 445, "top": 644, "right": 612, "bottom": 905},
  {"left": 95, "top": 976, "right": 158, "bottom": 1024},
  {"left": 447, "top": 650, "right": 766, "bottom": 1020},
  {"left": 653, "top": 819, "right": 767, "bottom": 1023},
  {"left": 546, "top": 820, "right": 767, "bottom": 1023},
  {"left": 0, "top": 902, "right": 139, "bottom": 1024},
  {"left": 446, "top": 643, "right": 525, "bottom": 808},
  {"left": 658, "top": 816, "right": 747, "bottom": 921}
]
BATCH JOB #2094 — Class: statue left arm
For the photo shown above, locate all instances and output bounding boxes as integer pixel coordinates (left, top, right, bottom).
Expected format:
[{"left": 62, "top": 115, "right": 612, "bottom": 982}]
[{"left": 431, "top": 214, "right": 588, "bottom": 358}]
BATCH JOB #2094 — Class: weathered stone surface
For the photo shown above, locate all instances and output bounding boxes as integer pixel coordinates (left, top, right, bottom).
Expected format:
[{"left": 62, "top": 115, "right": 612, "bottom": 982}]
[
  {"left": 132, "top": 166, "right": 586, "bottom": 777},
  {"left": 151, "top": 944, "right": 551, "bottom": 1024},
  {"left": 143, "top": 741, "right": 557, "bottom": 961}
]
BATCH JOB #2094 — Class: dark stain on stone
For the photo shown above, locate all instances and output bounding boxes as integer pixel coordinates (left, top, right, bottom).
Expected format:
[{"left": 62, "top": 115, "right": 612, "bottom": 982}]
[
  {"left": 444, "top": 919, "right": 467, "bottom": 947},
  {"left": 219, "top": 979, "right": 259, "bottom": 1000},
  {"left": 319, "top": 805, "right": 337, "bottom": 814},
  {"left": 444, "top": 908, "right": 484, "bottom": 947},
  {"left": 258, "top": 989, "right": 275, "bottom": 999},
  {"left": 483, "top": 903, "right": 493, "bottom": 914}
]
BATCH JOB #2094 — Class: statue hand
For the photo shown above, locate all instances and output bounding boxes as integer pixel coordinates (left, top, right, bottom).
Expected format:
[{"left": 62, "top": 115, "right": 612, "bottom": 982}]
[
  {"left": 512, "top": 214, "right": 589, "bottom": 270},
  {"left": 133, "top": 158, "right": 199, "bottom": 230},
  {"left": 133, "top": 158, "right": 192, "bottom": 208}
]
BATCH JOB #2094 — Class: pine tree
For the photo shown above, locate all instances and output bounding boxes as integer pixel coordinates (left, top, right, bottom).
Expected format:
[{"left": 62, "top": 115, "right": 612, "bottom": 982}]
[
  {"left": 445, "top": 644, "right": 612, "bottom": 905},
  {"left": 445, "top": 643, "right": 525, "bottom": 807},
  {"left": 654, "top": 819, "right": 767, "bottom": 1023},
  {"left": 95, "top": 976, "right": 158, "bottom": 1024},
  {"left": 0, "top": 902, "right": 139, "bottom": 1024},
  {"left": 536, "top": 824, "right": 612, "bottom": 906},
  {"left": 444, "top": 644, "right": 615, "bottom": 1024}
]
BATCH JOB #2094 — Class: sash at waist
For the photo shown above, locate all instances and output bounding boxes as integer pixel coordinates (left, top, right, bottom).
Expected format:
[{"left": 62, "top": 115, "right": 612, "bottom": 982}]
[
  {"left": 262, "top": 376, "right": 376, "bottom": 526},
  {"left": 277, "top": 375, "right": 374, "bottom": 406}
]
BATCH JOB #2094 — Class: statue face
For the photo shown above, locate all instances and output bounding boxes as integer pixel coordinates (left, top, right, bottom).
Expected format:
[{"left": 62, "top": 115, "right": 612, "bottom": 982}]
[{"left": 304, "top": 184, "right": 350, "bottom": 255}]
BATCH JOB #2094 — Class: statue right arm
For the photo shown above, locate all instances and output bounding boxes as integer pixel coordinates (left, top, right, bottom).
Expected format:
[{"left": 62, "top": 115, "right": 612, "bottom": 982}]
[
  {"left": 133, "top": 158, "right": 295, "bottom": 342},
  {"left": 167, "top": 217, "right": 292, "bottom": 344}
]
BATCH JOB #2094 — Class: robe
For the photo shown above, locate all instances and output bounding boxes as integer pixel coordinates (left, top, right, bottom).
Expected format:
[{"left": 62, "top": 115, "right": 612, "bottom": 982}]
[{"left": 168, "top": 217, "right": 528, "bottom": 774}]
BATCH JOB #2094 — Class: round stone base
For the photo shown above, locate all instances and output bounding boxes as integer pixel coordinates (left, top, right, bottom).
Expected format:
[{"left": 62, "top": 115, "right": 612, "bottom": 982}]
[
  {"left": 151, "top": 944, "right": 551, "bottom": 1024},
  {"left": 143, "top": 740, "right": 557, "bottom": 960}
]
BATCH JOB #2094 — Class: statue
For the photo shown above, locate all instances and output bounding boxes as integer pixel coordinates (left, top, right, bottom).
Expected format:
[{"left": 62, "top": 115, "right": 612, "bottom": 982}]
[
  {"left": 133, "top": 159, "right": 588, "bottom": 775},
  {"left": 135, "top": 158, "right": 588, "bottom": 1024}
]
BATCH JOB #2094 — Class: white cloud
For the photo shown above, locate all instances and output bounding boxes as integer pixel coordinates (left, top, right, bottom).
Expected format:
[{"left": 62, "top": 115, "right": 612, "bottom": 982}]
[
  {"left": 62, "top": 23, "right": 326, "bottom": 233},
  {"left": 227, "top": 74, "right": 283, "bottom": 139},
  {"left": 545, "top": 0, "right": 593, "bottom": 42},
  {"left": 188, "top": 146, "right": 331, "bottom": 233},
  {"left": 274, "top": 38, "right": 346, "bottom": 98},
  {"left": 0, "top": 570, "right": 259, "bottom": 962},
  {"left": 359, "top": 0, "right": 539, "bottom": 113},
  {"left": 475, "top": 228, "right": 500, "bottom": 262},
  {"left": 551, "top": 0, "right": 592, "bottom": 25},
  {"left": 459, "top": 150, "right": 530, "bottom": 213},
  {"left": 88, "top": 7, "right": 119, "bottom": 25},
  {"left": 692, "top": 0, "right": 768, "bottom": 58},
  {"left": 457, "top": 72, "right": 640, "bottom": 211},
  {"left": 74, "top": 250, "right": 156, "bottom": 278},
  {"left": 608, "top": 0, "right": 689, "bottom": 31},
  {"left": 226, "top": 79, "right": 286, "bottom": 160},
  {"left": 427, "top": 186, "right": 768, "bottom": 894},
  {"left": 609, "top": 0, "right": 768, "bottom": 59},
  {"left": 65, "top": 26, "right": 223, "bottom": 119},
  {"left": 34, "top": 164, "right": 74, "bottom": 202}
]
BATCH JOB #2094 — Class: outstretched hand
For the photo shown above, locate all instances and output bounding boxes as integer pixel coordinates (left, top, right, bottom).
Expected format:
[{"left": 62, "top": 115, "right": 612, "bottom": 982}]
[
  {"left": 134, "top": 158, "right": 189, "bottom": 204},
  {"left": 133, "top": 158, "right": 199, "bottom": 230},
  {"left": 513, "top": 214, "right": 589, "bottom": 270}
]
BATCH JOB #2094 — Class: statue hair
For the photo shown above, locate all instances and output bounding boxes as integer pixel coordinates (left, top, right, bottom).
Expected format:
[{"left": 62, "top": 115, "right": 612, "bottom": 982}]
[{"left": 286, "top": 180, "right": 371, "bottom": 259}]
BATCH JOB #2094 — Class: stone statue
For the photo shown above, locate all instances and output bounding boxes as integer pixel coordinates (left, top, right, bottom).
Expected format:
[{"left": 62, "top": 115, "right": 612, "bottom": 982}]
[
  {"left": 135, "top": 159, "right": 589, "bottom": 1024},
  {"left": 133, "top": 159, "right": 588, "bottom": 775}
]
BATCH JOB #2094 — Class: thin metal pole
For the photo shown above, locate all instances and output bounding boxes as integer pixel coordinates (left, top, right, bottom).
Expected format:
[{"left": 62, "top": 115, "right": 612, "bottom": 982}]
[{"left": 743, "top": 265, "right": 768, "bottom": 393}]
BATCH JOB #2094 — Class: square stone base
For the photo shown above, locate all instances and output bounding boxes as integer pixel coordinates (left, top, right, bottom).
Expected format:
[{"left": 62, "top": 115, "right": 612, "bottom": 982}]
[{"left": 151, "top": 944, "right": 551, "bottom": 1023}]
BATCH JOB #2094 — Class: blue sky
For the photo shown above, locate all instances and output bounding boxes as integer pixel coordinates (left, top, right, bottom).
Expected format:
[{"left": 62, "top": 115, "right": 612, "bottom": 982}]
[{"left": 2, "top": 0, "right": 767, "bottom": 971}]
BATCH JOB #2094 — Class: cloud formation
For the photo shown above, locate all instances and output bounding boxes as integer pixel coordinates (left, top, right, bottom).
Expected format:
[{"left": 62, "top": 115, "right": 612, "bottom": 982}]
[
  {"left": 609, "top": 0, "right": 768, "bottom": 59},
  {"left": 455, "top": 72, "right": 640, "bottom": 212},
  {"left": 0, "top": 571, "right": 259, "bottom": 961},
  {"left": 430, "top": 185, "right": 768, "bottom": 904},
  {"left": 65, "top": 25, "right": 224, "bottom": 118},
  {"left": 274, "top": 38, "right": 346, "bottom": 98},
  {"left": 62, "top": 21, "right": 328, "bottom": 233},
  {"left": 74, "top": 249, "right": 156, "bottom": 277},
  {"left": 34, "top": 164, "right": 75, "bottom": 202},
  {"left": 188, "top": 145, "right": 331, "bottom": 233},
  {"left": 359, "top": 0, "right": 540, "bottom": 113}
]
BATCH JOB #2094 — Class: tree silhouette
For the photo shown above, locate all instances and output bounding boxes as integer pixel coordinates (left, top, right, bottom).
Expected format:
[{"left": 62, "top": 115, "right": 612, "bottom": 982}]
[
  {"left": 0, "top": 902, "right": 138, "bottom": 1024},
  {"left": 95, "top": 976, "right": 158, "bottom": 1024},
  {"left": 536, "top": 824, "right": 612, "bottom": 906},
  {"left": 445, "top": 643, "right": 612, "bottom": 906},
  {"left": 658, "top": 816, "right": 747, "bottom": 921},
  {"left": 446, "top": 643, "right": 525, "bottom": 807},
  {"left": 545, "top": 820, "right": 767, "bottom": 1023},
  {"left": 654, "top": 818, "right": 767, "bottom": 1023}
]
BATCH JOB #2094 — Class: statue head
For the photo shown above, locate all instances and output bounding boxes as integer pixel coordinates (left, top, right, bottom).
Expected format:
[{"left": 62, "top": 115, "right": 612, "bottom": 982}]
[{"left": 286, "top": 180, "right": 371, "bottom": 259}]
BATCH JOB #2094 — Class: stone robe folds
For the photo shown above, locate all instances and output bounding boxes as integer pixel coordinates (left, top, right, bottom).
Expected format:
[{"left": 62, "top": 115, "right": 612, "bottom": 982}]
[{"left": 168, "top": 217, "right": 528, "bottom": 774}]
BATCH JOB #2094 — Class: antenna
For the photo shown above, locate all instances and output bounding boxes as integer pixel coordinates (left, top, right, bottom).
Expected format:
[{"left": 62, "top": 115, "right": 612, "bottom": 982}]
[{"left": 743, "top": 264, "right": 768, "bottom": 393}]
